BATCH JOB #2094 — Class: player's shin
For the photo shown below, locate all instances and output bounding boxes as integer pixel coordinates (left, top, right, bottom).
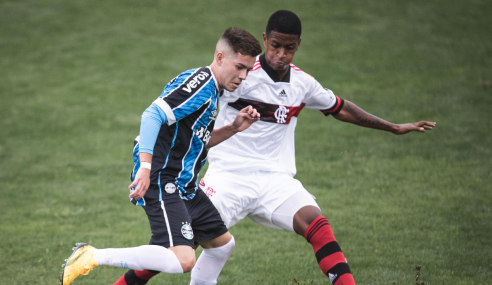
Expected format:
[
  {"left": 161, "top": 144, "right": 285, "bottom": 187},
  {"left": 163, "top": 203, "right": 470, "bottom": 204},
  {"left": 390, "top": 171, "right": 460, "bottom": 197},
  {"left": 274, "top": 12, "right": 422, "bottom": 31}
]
[
  {"left": 190, "top": 236, "right": 235, "bottom": 285},
  {"left": 304, "top": 216, "right": 355, "bottom": 285},
  {"left": 93, "top": 245, "right": 183, "bottom": 274}
]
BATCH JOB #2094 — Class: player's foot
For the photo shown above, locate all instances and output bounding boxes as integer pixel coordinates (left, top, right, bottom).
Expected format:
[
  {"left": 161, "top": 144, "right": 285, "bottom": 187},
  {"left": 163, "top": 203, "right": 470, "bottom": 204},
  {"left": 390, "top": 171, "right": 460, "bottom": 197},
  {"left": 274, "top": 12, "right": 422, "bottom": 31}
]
[{"left": 60, "top": 243, "right": 99, "bottom": 285}]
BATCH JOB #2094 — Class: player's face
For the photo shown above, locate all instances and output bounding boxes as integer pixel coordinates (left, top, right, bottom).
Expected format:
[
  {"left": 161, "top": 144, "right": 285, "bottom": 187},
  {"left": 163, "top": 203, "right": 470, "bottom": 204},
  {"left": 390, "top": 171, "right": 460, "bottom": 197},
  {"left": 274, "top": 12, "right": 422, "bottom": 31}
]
[
  {"left": 218, "top": 52, "right": 256, "bottom": 92},
  {"left": 263, "top": 31, "right": 301, "bottom": 72}
]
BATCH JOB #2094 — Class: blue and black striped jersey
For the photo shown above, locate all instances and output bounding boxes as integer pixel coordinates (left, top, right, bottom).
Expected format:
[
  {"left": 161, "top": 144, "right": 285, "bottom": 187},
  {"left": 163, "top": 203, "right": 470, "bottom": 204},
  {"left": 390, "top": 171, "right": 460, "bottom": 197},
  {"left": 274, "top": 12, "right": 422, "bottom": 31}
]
[{"left": 133, "top": 66, "right": 219, "bottom": 205}]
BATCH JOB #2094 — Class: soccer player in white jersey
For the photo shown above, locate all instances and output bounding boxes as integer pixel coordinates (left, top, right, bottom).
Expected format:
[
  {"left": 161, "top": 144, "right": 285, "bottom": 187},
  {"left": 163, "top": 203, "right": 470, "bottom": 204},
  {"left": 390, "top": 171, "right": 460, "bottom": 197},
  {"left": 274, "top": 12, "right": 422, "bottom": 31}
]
[
  {"left": 60, "top": 28, "right": 262, "bottom": 285},
  {"left": 187, "top": 11, "right": 437, "bottom": 285}
]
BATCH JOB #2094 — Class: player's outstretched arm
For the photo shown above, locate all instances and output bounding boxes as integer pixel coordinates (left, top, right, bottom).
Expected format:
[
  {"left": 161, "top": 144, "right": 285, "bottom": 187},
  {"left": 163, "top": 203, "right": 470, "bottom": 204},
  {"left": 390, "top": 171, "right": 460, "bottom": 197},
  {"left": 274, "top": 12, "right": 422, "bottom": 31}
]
[
  {"left": 207, "top": 105, "right": 260, "bottom": 148},
  {"left": 333, "top": 100, "right": 436, "bottom": 135}
]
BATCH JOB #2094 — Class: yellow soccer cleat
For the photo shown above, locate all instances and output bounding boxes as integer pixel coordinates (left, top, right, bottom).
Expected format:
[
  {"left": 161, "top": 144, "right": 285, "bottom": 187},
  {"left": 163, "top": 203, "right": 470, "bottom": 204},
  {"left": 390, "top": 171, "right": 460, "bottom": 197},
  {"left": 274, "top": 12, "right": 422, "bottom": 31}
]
[{"left": 60, "top": 243, "right": 99, "bottom": 285}]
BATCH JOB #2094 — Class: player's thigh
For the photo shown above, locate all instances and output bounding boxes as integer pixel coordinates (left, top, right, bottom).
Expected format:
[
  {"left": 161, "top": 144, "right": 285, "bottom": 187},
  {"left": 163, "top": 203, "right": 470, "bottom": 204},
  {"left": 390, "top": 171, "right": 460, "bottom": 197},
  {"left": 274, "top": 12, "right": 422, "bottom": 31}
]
[
  {"left": 250, "top": 173, "right": 319, "bottom": 232},
  {"left": 143, "top": 192, "right": 195, "bottom": 248},
  {"left": 200, "top": 171, "right": 258, "bottom": 228},
  {"left": 271, "top": 190, "right": 320, "bottom": 232},
  {"left": 185, "top": 188, "right": 228, "bottom": 244}
]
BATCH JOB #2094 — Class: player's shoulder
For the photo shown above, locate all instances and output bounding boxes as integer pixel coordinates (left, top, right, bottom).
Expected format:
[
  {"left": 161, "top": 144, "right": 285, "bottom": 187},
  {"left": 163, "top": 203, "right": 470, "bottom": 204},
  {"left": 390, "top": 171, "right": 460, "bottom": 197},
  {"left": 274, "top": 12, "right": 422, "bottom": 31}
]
[
  {"left": 289, "top": 62, "right": 313, "bottom": 78},
  {"left": 288, "top": 62, "right": 320, "bottom": 91},
  {"left": 162, "top": 67, "right": 215, "bottom": 96},
  {"left": 174, "top": 67, "right": 212, "bottom": 84}
]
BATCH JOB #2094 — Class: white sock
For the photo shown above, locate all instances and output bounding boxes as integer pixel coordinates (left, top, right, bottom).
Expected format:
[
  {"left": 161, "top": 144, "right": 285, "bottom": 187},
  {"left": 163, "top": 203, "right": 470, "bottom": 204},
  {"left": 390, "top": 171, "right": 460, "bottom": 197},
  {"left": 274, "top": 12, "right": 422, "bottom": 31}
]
[
  {"left": 190, "top": 236, "right": 235, "bottom": 285},
  {"left": 93, "top": 245, "right": 183, "bottom": 274}
]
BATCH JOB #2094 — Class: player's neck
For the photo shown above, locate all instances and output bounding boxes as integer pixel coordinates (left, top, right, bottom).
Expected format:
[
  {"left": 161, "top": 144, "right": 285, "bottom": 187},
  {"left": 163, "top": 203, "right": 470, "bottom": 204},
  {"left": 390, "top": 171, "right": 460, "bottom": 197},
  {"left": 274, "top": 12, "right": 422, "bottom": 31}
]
[
  {"left": 209, "top": 62, "right": 223, "bottom": 91},
  {"left": 274, "top": 69, "right": 288, "bottom": 81},
  {"left": 260, "top": 54, "right": 290, "bottom": 83},
  {"left": 266, "top": 62, "right": 288, "bottom": 81}
]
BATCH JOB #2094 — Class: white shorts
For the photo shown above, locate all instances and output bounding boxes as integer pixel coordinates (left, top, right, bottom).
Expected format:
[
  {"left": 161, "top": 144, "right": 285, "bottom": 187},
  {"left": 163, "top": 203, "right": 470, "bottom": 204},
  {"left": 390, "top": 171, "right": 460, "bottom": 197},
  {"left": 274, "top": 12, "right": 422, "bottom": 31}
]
[{"left": 200, "top": 170, "right": 320, "bottom": 232}]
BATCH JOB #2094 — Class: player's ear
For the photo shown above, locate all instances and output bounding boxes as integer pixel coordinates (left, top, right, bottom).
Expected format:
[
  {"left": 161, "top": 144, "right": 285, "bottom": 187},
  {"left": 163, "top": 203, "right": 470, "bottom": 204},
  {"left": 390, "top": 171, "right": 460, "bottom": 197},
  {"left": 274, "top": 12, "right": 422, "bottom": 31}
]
[
  {"left": 262, "top": 32, "right": 268, "bottom": 48},
  {"left": 216, "top": 51, "right": 225, "bottom": 66}
]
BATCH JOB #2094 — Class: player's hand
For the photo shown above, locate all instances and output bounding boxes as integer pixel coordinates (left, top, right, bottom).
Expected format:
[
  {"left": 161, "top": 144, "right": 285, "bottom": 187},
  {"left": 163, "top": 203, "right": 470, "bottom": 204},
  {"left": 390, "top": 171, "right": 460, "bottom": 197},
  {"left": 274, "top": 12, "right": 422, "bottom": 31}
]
[
  {"left": 129, "top": 167, "right": 151, "bottom": 199},
  {"left": 392, "top": 121, "right": 436, "bottom": 135},
  {"left": 232, "top": 105, "right": 260, "bottom": 133}
]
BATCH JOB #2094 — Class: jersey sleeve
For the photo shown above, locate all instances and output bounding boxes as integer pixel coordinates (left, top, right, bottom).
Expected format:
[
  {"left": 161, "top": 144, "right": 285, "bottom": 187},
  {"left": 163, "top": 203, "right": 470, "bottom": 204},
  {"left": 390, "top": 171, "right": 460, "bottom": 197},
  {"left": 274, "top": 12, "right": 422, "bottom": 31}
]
[
  {"left": 303, "top": 78, "right": 344, "bottom": 116},
  {"left": 153, "top": 67, "right": 216, "bottom": 124},
  {"left": 138, "top": 103, "right": 168, "bottom": 155}
]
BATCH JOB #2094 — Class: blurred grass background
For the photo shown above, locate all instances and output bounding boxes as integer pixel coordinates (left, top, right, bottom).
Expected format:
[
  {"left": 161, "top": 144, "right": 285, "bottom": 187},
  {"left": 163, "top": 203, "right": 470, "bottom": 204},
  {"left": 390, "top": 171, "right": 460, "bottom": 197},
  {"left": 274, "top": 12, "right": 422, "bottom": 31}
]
[{"left": 1, "top": 0, "right": 491, "bottom": 284}]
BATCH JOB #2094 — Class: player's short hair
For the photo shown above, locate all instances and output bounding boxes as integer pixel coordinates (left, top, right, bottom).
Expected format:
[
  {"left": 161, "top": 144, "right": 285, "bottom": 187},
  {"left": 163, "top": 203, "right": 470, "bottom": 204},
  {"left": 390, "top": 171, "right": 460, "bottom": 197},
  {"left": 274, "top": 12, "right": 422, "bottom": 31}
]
[
  {"left": 266, "top": 10, "right": 302, "bottom": 38},
  {"left": 220, "top": 27, "right": 262, "bottom": 57}
]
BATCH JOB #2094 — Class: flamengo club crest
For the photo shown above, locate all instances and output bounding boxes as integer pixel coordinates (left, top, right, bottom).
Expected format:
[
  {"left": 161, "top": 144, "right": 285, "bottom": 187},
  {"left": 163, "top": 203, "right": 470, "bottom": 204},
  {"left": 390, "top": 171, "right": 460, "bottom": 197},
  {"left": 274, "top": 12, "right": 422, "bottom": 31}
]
[
  {"left": 181, "top": 222, "right": 194, "bottom": 240},
  {"left": 274, "top": 105, "right": 289, "bottom": 124}
]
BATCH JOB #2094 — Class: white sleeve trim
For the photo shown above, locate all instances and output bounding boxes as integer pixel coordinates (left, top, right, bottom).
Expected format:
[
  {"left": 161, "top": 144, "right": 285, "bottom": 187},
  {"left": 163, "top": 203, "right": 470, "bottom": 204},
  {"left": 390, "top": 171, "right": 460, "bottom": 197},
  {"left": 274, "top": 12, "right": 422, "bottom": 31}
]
[{"left": 153, "top": 98, "right": 176, "bottom": 125}]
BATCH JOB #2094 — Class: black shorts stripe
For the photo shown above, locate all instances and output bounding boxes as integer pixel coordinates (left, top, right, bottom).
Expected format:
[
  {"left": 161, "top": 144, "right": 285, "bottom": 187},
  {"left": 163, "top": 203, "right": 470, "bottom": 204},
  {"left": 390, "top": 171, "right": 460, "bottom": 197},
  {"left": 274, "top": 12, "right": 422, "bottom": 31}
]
[
  {"left": 315, "top": 241, "right": 342, "bottom": 263},
  {"left": 327, "top": 263, "right": 352, "bottom": 284}
]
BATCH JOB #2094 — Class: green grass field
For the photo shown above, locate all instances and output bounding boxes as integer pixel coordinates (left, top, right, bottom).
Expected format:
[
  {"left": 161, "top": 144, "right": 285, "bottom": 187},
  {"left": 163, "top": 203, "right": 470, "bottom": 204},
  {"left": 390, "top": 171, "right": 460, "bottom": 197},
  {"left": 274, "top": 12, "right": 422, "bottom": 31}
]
[{"left": 1, "top": 0, "right": 491, "bottom": 284}]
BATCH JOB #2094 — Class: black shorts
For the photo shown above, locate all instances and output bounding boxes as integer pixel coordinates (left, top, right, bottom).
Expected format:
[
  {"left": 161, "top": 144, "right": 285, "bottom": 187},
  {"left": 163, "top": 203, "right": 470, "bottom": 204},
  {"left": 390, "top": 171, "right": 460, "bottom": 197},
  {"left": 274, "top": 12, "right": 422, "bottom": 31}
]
[{"left": 143, "top": 188, "right": 228, "bottom": 248}]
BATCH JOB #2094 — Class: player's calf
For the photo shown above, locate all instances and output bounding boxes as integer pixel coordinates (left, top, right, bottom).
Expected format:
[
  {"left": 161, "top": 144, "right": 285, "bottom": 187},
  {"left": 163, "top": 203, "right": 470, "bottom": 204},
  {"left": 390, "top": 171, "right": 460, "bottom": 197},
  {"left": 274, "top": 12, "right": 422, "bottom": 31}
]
[
  {"left": 190, "top": 235, "right": 236, "bottom": 285},
  {"left": 304, "top": 216, "right": 355, "bottom": 285}
]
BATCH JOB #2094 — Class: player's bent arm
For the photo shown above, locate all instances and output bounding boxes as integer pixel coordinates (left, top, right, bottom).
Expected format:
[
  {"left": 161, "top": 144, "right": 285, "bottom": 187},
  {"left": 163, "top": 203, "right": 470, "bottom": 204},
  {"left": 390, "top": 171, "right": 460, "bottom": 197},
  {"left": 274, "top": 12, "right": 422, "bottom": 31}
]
[
  {"left": 207, "top": 124, "right": 238, "bottom": 148},
  {"left": 333, "top": 100, "right": 436, "bottom": 135},
  {"left": 207, "top": 105, "right": 260, "bottom": 148}
]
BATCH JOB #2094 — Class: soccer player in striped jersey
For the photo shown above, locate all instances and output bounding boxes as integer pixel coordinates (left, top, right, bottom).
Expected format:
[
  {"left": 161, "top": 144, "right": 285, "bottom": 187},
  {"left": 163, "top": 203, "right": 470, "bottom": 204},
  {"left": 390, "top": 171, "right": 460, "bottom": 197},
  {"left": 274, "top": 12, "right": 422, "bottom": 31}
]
[
  {"left": 60, "top": 27, "right": 262, "bottom": 285},
  {"left": 188, "top": 11, "right": 437, "bottom": 285}
]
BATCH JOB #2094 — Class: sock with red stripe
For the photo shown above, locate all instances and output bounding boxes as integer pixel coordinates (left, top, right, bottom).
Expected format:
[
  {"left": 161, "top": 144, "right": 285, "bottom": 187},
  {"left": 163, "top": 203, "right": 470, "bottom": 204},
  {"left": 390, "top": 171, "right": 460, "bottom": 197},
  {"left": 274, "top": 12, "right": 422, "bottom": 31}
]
[
  {"left": 113, "top": 269, "right": 159, "bottom": 285},
  {"left": 304, "top": 216, "right": 355, "bottom": 285}
]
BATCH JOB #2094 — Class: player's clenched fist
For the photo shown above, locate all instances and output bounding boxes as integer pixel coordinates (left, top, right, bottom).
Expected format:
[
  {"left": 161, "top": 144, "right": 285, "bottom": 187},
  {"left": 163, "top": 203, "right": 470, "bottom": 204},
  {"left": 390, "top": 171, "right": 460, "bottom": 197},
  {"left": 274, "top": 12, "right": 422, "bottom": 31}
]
[
  {"left": 232, "top": 105, "right": 260, "bottom": 133},
  {"left": 129, "top": 162, "right": 151, "bottom": 199}
]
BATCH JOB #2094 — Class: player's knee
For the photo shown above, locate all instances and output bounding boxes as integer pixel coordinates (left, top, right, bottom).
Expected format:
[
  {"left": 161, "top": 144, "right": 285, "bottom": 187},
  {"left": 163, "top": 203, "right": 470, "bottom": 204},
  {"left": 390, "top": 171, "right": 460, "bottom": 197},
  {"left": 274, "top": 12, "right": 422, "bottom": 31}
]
[
  {"left": 212, "top": 234, "right": 235, "bottom": 257},
  {"left": 179, "top": 256, "right": 195, "bottom": 273},
  {"left": 226, "top": 235, "right": 235, "bottom": 251},
  {"left": 293, "top": 206, "right": 322, "bottom": 235},
  {"left": 170, "top": 245, "right": 196, "bottom": 273}
]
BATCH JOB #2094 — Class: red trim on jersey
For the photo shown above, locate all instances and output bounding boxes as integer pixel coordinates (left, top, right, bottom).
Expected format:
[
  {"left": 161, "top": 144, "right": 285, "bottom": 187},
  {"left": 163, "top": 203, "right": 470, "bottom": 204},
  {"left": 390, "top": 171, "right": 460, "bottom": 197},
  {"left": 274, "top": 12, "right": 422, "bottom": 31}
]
[
  {"left": 290, "top": 63, "right": 312, "bottom": 77},
  {"left": 290, "top": 64, "right": 302, "bottom": 71},
  {"left": 282, "top": 103, "right": 306, "bottom": 123},
  {"left": 321, "top": 95, "right": 344, "bottom": 116},
  {"left": 250, "top": 59, "right": 261, "bottom": 72},
  {"left": 251, "top": 65, "right": 262, "bottom": 72}
]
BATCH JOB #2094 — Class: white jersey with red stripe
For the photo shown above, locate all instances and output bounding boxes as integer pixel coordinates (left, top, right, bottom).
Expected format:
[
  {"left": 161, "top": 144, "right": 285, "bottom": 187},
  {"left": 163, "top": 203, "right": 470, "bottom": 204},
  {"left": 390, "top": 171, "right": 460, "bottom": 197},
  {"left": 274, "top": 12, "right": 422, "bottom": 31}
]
[{"left": 208, "top": 54, "right": 343, "bottom": 176}]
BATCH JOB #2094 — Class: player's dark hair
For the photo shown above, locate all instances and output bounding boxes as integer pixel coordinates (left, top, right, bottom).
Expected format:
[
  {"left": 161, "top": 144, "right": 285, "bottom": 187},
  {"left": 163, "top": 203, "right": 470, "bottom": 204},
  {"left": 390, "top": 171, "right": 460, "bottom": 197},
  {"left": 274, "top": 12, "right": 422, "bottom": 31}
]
[
  {"left": 266, "top": 10, "right": 301, "bottom": 38},
  {"left": 221, "top": 27, "right": 262, "bottom": 57}
]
